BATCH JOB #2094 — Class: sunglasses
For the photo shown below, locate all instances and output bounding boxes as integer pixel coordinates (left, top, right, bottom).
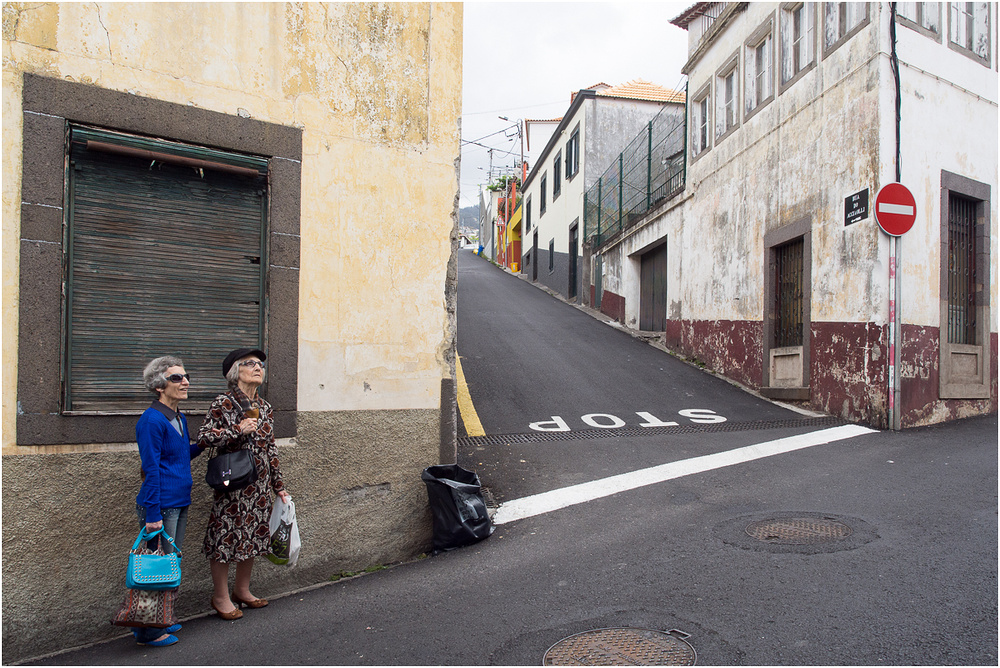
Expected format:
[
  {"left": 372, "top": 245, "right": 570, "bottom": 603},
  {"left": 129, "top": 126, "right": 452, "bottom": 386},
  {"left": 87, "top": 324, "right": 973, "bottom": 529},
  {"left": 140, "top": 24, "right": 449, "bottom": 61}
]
[
  {"left": 166, "top": 373, "right": 190, "bottom": 383},
  {"left": 240, "top": 360, "right": 265, "bottom": 369}
]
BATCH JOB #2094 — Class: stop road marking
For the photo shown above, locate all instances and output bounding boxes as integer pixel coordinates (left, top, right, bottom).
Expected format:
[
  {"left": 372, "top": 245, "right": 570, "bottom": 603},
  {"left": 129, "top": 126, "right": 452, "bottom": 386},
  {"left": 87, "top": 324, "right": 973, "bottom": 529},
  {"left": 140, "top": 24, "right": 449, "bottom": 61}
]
[{"left": 530, "top": 409, "right": 727, "bottom": 432}]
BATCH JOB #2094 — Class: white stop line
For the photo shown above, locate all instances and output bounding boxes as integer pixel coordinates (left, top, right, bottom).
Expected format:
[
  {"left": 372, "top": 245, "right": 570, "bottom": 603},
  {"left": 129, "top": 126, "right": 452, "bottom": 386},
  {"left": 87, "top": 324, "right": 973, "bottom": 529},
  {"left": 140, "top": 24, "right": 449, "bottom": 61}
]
[{"left": 491, "top": 425, "right": 876, "bottom": 525}]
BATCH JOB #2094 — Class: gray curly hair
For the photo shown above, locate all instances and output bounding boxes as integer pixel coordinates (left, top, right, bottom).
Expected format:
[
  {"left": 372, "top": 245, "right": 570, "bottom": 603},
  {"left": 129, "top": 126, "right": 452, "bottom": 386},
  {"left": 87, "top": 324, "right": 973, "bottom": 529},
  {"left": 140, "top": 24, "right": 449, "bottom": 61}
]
[{"left": 143, "top": 355, "right": 185, "bottom": 395}]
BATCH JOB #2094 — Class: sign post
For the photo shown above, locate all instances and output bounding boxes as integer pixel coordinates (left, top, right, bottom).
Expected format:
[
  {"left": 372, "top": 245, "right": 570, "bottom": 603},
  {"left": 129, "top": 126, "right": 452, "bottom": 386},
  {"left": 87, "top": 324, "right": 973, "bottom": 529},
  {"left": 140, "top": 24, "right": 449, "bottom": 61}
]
[{"left": 874, "top": 183, "right": 916, "bottom": 431}]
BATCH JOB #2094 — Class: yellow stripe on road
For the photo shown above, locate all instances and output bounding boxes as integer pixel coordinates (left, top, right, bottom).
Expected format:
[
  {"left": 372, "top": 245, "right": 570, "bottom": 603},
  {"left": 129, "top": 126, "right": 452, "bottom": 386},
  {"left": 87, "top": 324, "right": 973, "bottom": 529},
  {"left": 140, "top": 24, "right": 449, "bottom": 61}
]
[{"left": 456, "top": 356, "right": 485, "bottom": 437}]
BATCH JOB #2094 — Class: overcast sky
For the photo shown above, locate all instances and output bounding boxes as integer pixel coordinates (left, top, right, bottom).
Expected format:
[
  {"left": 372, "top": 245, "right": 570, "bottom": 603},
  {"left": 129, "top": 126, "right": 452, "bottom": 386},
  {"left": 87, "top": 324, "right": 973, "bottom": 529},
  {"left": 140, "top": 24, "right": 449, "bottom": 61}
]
[{"left": 459, "top": 1, "right": 692, "bottom": 209}]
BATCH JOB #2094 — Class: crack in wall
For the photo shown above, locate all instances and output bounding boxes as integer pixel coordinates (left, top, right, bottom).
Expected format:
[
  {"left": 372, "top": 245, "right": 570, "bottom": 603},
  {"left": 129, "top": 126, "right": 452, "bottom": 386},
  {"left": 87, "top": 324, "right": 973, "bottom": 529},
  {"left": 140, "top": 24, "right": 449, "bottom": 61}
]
[{"left": 93, "top": 2, "right": 112, "bottom": 60}]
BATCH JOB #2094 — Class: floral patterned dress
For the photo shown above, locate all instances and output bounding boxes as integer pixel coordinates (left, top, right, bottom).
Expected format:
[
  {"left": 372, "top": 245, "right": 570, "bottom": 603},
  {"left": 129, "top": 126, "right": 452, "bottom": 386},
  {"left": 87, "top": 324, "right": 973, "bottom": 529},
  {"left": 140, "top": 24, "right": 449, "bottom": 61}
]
[{"left": 198, "top": 387, "right": 285, "bottom": 563}]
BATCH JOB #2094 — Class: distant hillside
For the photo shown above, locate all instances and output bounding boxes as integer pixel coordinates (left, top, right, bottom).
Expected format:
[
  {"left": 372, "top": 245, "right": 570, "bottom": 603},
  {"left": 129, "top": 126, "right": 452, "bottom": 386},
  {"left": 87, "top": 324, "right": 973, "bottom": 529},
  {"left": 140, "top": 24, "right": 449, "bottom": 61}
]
[{"left": 459, "top": 204, "right": 479, "bottom": 230}]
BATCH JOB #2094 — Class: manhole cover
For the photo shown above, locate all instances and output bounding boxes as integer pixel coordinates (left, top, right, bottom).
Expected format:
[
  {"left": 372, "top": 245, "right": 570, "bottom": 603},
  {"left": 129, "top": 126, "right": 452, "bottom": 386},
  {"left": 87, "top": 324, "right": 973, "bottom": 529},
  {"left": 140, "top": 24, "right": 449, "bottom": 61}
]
[
  {"left": 543, "top": 628, "right": 696, "bottom": 666},
  {"left": 745, "top": 517, "right": 853, "bottom": 544}
]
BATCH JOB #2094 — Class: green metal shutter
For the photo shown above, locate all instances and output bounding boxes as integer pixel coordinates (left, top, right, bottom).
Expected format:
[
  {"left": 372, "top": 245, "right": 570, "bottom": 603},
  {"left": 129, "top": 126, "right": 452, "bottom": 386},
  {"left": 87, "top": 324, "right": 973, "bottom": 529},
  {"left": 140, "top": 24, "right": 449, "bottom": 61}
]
[{"left": 65, "top": 126, "right": 269, "bottom": 413}]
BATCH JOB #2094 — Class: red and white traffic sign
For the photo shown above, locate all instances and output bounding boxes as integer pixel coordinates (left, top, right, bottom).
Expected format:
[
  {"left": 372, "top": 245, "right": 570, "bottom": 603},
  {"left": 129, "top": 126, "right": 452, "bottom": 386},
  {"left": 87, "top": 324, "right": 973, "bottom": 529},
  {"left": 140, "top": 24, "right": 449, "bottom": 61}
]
[{"left": 874, "top": 182, "right": 917, "bottom": 236}]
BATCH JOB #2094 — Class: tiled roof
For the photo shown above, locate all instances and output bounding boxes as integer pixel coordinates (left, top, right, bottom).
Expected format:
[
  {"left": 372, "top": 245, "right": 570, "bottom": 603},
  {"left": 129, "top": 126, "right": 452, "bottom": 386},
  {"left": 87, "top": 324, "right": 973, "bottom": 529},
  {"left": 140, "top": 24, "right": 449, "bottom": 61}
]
[
  {"left": 596, "top": 79, "right": 686, "bottom": 104},
  {"left": 670, "top": 2, "right": 715, "bottom": 29}
]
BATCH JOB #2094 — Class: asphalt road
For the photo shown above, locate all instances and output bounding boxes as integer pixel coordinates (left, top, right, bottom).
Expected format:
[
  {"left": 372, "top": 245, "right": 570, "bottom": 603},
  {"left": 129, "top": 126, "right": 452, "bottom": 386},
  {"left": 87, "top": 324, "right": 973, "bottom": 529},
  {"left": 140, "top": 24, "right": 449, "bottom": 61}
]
[
  {"left": 455, "top": 251, "right": 832, "bottom": 506},
  {"left": 25, "top": 251, "right": 998, "bottom": 666},
  {"left": 456, "top": 252, "right": 796, "bottom": 437},
  {"left": 31, "top": 414, "right": 998, "bottom": 666}
]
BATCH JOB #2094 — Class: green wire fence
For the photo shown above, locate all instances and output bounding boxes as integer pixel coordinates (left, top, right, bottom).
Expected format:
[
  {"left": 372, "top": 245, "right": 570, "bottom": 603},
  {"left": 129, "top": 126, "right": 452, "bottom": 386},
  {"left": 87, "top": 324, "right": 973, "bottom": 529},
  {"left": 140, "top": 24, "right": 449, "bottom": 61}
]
[{"left": 584, "top": 101, "right": 687, "bottom": 248}]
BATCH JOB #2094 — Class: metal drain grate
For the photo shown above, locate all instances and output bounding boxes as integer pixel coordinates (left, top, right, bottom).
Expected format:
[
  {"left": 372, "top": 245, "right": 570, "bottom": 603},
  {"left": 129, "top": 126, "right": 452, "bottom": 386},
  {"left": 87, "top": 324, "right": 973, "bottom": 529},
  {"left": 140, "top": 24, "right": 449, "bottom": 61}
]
[
  {"left": 745, "top": 517, "right": 853, "bottom": 544},
  {"left": 459, "top": 416, "right": 844, "bottom": 448},
  {"left": 543, "top": 628, "right": 696, "bottom": 666}
]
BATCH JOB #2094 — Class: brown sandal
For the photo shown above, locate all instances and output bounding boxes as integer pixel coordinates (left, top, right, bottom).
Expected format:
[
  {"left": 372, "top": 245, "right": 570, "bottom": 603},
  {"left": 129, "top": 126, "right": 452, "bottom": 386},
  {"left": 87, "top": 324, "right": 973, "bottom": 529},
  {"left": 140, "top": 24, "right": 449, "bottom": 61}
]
[
  {"left": 211, "top": 600, "right": 243, "bottom": 620},
  {"left": 232, "top": 592, "right": 268, "bottom": 609}
]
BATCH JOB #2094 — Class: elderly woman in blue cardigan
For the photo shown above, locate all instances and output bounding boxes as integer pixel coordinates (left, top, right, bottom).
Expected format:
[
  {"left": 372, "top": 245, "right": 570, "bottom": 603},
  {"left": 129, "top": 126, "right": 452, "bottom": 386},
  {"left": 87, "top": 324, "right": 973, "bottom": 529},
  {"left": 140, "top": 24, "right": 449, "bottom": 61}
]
[{"left": 133, "top": 355, "right": 202, "bottom": 647}]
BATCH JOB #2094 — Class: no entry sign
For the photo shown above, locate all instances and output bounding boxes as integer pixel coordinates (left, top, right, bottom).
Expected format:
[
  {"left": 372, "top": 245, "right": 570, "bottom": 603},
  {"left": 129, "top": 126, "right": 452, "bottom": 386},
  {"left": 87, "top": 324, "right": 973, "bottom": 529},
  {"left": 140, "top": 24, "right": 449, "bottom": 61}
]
[{"left": 874, "top": 183, "right": 916, "bottom": 236}]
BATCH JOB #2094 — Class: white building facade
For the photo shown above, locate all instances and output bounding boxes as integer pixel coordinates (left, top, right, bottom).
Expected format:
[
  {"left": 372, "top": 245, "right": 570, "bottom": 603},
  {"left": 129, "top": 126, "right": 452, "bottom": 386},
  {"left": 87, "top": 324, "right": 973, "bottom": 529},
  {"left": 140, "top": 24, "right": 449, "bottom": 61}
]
[
  {"left": 478, "top": 185, "right": 501, "bottom": 259},
  {"left": 521, "top": 82, "right": 685, "bottom": 299},
  {"left": 589, "top": 2, "right": 997, "bottom": 428}
]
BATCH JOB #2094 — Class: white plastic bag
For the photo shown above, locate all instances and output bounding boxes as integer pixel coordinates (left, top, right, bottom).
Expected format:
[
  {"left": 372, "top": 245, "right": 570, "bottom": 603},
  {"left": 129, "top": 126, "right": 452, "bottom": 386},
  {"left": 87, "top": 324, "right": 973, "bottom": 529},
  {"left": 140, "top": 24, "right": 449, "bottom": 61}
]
[{"left": 267, "top": 496, "right": 300, "bottom": 567}]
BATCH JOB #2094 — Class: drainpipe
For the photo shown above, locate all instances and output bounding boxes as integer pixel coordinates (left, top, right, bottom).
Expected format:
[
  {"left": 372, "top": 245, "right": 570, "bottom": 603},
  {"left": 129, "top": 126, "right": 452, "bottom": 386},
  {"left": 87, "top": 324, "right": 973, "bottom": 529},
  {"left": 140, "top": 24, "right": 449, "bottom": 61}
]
[
  {"left": 682, "top": 82, "right": 688, "bottom": 192},
  {"left": 888, "top": 2, "right": 902, "bottom": 431}
]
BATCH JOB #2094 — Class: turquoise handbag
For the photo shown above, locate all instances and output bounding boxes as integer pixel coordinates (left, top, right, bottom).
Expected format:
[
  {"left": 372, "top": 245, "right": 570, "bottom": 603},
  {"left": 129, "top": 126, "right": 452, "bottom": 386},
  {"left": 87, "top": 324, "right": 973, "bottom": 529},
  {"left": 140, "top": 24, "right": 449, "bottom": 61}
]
[{"left": 126, "top": 528, "right": 181, "bottom": 590}]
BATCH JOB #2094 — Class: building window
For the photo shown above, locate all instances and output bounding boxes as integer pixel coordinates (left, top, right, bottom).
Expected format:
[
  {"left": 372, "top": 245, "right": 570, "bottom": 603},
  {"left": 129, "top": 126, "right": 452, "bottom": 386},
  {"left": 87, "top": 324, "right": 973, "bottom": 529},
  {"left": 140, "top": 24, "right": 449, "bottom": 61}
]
[
  {"left": 540, "top": 172, "right": 548, "bottom": 215},
  {"left": 548, "top": 238, "right": 555, "bottom": 272},
  {"left": 781, "top": 3, "right": 816, "bottom": 89},
  {"left": 774, "top": 238, "right": 805, "bottom": 348},
  {"left": 948, "top": 2, "right": 991, "bottom": 65},
  {"left": 822, "top": 2, "right": 870, "bottom": 57},
  {"left": 690, "top": 83, "right": 711, "bottom": 158},
  {"left": 763, "top": 219, "right": 812, "bottom": 399},
  {"left": 17, "top": 74, "right": 301, "bottom": 445},
  {"left": 553, "top": 151, "right": 562, "bottom": 200},
  {"left": 939, "top": 170, "right": 991, "bottom": 398},
  {"left": 715, "top": 55, "right": 739, "bottom": 141},
  {"left": 566, "top": 126, "right": 580, "bottom": 179},
  {"left": 896, "top": 2, "right": 942, "bottom": 40},
  {"left": 946, "top": 194, "right": 978, "bottom": 345},
  {"left": 525, "top": 196, "right": 532, "bottom": 232},
  {"left": 65, "top": 126, "right": 268, "bottom": 412},
  {"left": 745, "top": 18, "right": 774, "bottom": 119}
]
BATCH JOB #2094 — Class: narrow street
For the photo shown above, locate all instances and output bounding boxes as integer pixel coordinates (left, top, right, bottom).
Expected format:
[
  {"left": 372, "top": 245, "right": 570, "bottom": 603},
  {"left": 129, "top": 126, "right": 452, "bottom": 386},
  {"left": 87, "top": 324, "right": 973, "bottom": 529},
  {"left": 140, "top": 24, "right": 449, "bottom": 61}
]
[
  {"left": 455, "top": 250, "right": 847, "bottom": 507},
  {"left": 26, "top": 251, "right": 997, "bottom": 666}
]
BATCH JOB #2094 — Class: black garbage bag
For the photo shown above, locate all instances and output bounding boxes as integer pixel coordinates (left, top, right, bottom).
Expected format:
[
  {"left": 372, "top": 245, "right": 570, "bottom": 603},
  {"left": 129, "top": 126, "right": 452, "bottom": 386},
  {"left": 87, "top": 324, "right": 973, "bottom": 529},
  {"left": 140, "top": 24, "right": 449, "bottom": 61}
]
[{"left": 421, "top": 464, "right": 494, "bottom": 552}]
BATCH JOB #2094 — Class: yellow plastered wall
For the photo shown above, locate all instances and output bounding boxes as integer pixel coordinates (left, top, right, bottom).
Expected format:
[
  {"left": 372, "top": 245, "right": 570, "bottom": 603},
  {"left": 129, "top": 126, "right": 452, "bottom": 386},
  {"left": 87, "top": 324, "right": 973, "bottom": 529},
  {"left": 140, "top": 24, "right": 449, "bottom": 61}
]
[{"left": 2, "top": 2, "right": 463, "bottom": 448}]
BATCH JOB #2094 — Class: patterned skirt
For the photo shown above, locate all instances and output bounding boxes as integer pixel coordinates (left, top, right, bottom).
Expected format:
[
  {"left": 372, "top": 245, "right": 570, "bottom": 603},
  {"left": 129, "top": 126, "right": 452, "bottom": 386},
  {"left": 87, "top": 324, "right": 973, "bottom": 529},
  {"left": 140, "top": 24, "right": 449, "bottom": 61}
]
[{"left": 203, "top": 443, "right": 274, "bottom": 562}]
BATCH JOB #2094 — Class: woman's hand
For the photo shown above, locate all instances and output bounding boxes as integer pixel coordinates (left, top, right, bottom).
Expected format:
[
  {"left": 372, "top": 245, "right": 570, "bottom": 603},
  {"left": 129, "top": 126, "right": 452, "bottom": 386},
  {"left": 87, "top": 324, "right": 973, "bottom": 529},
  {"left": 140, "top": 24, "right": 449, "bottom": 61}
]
[
  {"left": 277, "top": 490, "right": 291, "bottom": 503},
  {"left": 145, "top": 520, "right": 163, "bottom": 532},
  {"left": 237, "top": 418, "right": 257, "bottom": 434}
]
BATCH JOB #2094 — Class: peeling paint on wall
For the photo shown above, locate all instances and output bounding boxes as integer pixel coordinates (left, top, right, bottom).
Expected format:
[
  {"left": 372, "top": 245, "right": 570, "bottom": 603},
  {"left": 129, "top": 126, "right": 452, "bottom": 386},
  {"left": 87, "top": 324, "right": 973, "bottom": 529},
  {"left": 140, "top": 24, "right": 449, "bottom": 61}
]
[{"left": 592, "top": 2, "right": 996, "bottom": 428}]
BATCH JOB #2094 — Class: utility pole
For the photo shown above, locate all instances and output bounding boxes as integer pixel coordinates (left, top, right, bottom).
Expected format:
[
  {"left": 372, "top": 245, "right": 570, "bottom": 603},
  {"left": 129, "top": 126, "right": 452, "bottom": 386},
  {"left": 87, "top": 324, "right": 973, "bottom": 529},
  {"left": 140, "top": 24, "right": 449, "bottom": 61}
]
[
  {"left": 518, "top": 120, "right": 524, "bottom": 181},
  {"left": 499, "top": 116, "right": 524, "bottom": 181}
]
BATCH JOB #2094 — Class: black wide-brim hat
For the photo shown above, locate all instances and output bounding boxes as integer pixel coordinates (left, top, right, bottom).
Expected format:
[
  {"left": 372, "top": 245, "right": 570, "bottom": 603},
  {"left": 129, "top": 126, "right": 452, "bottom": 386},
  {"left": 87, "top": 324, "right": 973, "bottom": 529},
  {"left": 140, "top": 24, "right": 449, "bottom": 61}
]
[{"left": 223, "top": 348, "right": 267, "bottom": 377}]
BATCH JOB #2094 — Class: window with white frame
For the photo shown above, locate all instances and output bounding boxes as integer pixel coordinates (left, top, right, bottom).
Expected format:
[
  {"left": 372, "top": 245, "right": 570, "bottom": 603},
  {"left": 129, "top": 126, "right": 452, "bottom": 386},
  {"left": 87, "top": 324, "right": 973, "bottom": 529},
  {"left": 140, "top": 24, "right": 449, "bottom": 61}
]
[
  {"left": 715, "top": 55, "right": 739, "bottom": 140},
  {"left": 540, "top": 172, "right": 547, "bottom": 215},
  {"left": 553, "top": 151, "right": 562, "bottom": 200},
  {"left": 690, "top": 84, "right": 711, "bottom": 158},
  {"left": 565, "top": 126, "right": 580, "bottom": 179},
  {"left": 897, "top": 2, "right": 941, "bottom": 39},
  {"left": 823, "top": 2, "right": 870, "bottom": 56},
  {"left": 745, "top": 19, "right": 774, "bottom": 118},
  {"left": 781, "top": 2, "right": 816, "bottom": 87},
  {"left": 948, "top": 2, "right": 991, "bottom": 64}
]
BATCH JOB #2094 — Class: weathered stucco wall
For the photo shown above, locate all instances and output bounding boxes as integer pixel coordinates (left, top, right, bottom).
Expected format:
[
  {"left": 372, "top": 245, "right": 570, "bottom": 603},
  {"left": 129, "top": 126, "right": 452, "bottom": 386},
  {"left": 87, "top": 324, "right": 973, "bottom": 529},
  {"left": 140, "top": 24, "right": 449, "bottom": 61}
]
[
  {"left": 593, "top": 3, "right": 996, "bottom": 427},
  {"left": 2, "top": 3, "right": 462, "bottom": 662}
]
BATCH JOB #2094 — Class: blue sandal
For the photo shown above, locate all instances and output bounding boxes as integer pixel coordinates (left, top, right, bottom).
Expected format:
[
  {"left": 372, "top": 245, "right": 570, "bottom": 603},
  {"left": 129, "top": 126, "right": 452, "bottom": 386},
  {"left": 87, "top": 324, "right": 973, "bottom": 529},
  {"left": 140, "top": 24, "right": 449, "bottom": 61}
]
[
  {"left": 136, "top": 634, "right": 178, "bottom": 647},
  {"left": 164, "top": 623, "right": 182, "bottom": 634}
]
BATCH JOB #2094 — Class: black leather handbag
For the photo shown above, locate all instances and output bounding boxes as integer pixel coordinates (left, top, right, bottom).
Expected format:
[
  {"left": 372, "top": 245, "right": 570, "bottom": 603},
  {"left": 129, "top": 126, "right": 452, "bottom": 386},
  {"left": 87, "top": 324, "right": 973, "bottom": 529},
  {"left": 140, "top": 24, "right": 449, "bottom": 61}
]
[{"left": 205, "top": 447, "right": 257, "bottom": 492}]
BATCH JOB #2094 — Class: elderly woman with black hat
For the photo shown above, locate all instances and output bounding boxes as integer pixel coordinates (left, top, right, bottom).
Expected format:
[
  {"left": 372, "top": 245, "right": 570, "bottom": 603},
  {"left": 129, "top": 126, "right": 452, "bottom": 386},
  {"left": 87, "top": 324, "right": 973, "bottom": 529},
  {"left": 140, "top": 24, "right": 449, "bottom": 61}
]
[{"left": 197, "top": 348, "right": 290, "bottom": 620}]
